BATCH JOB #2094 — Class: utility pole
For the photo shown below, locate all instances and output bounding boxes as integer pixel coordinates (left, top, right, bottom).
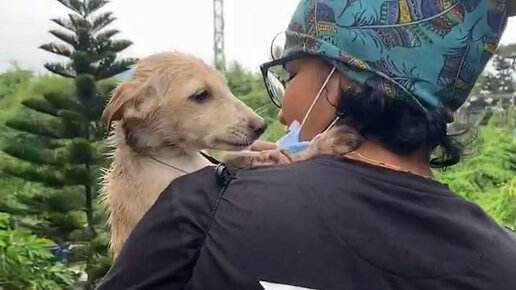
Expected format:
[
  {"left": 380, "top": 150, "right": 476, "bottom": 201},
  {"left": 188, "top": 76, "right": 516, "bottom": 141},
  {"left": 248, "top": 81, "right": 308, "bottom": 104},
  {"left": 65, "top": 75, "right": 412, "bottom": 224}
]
[{"left": 213, "top": 0, "right": 226, "bottom": 72}]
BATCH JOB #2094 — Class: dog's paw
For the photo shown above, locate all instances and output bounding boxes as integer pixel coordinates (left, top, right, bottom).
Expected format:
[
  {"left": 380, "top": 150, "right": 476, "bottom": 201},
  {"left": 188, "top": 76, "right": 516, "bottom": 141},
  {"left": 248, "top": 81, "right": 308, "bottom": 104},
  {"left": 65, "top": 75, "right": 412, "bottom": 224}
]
[
  {"left": 220, "top": 151, "right": 256, "bottom": 168},
  {"left": 220, "top": 149, "right": 292, "bottom": 168},
  {"left": 317, "top": 125, "right": 363, "bottom": 156},
  {"left": 252, "top": 149, "right": 292, "bottom": 166}
]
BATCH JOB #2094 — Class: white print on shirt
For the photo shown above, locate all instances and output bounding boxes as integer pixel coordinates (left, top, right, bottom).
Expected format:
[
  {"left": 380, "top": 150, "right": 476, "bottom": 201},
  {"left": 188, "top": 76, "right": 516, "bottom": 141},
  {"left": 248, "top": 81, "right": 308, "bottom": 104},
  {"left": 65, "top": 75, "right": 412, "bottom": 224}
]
[{"left": 260, "top": 281, "right": 319, "bottom": 290}]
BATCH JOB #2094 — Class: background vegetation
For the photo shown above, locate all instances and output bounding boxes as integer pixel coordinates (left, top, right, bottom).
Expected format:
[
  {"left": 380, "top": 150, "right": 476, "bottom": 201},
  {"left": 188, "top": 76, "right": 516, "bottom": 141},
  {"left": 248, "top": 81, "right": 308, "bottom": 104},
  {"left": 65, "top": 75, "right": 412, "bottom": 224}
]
[
  {"left": 0, "top": 0, "right": 515, "bottom": 289},
  {"left": 1, "top": 62, "right": 515, "bottom": 289}
]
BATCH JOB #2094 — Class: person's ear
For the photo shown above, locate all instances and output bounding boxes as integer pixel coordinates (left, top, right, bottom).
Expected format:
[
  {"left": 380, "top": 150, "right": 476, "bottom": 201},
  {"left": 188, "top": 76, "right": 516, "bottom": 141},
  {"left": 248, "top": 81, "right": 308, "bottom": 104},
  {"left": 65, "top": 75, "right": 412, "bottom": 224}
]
[
  {"left": 319, "top": 69, "right": 340, "bottom": 106},
  {"left": 335, "top": 73, "right": 354, "bottom": 100},
  {"left": 338, "top": 74, "right": 354, "bottom": 91}
]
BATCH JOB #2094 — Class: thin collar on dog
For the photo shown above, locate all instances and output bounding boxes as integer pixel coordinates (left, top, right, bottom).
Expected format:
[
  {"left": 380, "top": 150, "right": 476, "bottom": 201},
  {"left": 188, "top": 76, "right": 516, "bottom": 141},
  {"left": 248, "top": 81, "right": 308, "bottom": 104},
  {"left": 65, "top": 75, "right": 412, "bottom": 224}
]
[
  {"left": 199, "top": 151, "right": 221, "bottom": 165},
  {"left": 148, "top": 152, "right": 221, "bottom": 174},
  {"left": 149, "top": 156, "right": 190, "bottom": 174}
]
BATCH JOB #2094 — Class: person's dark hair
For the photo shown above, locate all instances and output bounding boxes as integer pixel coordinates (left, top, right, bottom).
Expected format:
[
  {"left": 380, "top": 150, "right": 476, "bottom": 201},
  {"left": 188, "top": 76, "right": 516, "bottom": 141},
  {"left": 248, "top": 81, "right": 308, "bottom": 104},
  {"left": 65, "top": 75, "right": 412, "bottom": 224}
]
[{"left": 334, "top": 85, "right": 470, "bottom": 168}]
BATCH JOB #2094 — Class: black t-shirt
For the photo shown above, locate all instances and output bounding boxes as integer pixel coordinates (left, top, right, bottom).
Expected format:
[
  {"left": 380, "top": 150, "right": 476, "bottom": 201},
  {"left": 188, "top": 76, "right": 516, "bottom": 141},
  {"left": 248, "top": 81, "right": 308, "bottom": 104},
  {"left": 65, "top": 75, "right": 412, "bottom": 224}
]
[{"left": 97, "top": 155, "right": 516, "bottom": 290}]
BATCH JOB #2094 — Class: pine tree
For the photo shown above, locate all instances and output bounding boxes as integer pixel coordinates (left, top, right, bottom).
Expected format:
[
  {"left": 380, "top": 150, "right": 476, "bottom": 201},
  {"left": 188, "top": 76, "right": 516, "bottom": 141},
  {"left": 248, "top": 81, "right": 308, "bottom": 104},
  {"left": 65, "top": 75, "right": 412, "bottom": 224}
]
[
  {"left": 492, "top": 55, "right": 515, "bottom": 94},
  {"left": 1, "top": 0, "right": 136, "bottom": 287}
]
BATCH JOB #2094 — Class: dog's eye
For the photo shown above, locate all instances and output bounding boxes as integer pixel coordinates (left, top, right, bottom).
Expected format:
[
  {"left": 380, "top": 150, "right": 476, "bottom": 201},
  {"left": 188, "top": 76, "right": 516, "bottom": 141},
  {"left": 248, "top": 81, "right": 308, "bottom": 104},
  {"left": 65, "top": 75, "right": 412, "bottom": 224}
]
[{"left": 190, "top": 90, "right": 211, "bottom": 103}]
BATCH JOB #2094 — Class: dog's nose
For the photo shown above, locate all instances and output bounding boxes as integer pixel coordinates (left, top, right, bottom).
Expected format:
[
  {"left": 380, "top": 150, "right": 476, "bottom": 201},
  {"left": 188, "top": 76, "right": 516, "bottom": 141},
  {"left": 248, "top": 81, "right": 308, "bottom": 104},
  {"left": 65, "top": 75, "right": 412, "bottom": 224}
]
[{"left": 250, "top": 118, "right": 267, "bottom": 137}]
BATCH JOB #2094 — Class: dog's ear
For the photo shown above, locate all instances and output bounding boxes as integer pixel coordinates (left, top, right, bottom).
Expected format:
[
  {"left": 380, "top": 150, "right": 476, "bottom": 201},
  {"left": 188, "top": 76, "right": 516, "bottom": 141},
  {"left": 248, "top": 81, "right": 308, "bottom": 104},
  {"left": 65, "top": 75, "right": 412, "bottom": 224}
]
[
  {"left": 102, "top": 80, "right": 162, "bottom": 134},
  {"left": 102, "top": 83, "right": 133, "bottom": 132},
  {"left": 102, "top": 73, "right": 168, "bottom": 135}
]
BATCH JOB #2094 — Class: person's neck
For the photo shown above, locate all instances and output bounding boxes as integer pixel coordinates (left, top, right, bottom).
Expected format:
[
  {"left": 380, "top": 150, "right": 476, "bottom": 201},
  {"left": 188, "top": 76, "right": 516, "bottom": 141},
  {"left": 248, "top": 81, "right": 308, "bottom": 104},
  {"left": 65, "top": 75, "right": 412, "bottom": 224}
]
[{"left": 351, "top": 140, "right": 434, "bottom": 179}]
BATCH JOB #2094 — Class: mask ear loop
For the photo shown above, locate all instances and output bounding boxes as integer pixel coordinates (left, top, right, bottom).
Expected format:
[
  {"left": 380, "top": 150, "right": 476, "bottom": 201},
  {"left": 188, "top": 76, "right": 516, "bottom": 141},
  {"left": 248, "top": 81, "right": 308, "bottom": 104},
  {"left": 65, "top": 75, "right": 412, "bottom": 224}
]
[
  {"left": 324, "top": 115, "right": 341, "bottom": 132},
  {"left": 322, "top": 84, "right": 353, "bottom": 133},
  {"left": 300, "top": 67, "right": 337, "bottom": 128},
  {"left": 314, "top": 109, "right": 343, "bottom": 140},
  {"left": 315, "top": 85, "right": 355, "bottom": 141}
]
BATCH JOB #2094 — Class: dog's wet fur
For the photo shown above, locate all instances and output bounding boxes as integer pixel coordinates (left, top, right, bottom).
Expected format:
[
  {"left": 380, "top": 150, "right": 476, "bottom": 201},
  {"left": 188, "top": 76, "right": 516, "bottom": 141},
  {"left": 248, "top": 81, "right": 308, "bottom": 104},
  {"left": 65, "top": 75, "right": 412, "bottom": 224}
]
[{"left": 101, "top": 51, "right": 361, "bottom": 258}]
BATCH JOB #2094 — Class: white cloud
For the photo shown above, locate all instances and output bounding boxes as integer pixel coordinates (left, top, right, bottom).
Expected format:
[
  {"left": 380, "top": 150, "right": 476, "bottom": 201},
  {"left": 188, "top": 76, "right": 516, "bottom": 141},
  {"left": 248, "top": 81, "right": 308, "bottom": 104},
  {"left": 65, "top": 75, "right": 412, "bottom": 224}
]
[
  {"left": 0, "top": 0, "right": 515, "bottom": 73},
  {"left": 0, "top": 0, "right": 298, "bottom": 73}
]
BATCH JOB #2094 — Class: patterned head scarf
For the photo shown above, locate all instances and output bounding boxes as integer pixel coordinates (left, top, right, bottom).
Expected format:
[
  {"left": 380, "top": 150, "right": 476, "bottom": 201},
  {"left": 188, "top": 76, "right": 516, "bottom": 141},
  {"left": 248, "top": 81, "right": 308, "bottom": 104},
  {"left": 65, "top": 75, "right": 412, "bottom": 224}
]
[{"left": 282, "top": 0, "right": 510, "bottom": 114}]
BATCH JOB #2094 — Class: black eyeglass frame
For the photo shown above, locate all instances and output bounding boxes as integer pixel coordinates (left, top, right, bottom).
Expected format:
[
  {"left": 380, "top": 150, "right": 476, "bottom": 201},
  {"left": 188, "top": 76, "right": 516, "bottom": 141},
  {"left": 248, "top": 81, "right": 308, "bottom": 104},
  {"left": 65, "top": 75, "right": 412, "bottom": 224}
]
[{"left": 259, "top": 53, "right": 306, "bottom": 108}]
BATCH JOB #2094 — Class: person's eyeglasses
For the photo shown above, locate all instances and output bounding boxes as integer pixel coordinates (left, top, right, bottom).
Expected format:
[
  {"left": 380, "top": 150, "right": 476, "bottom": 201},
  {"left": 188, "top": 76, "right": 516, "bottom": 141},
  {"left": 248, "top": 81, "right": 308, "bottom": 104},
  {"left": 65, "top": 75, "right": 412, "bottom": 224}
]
[
  {"left": 260, "top": 52, "right": 306, "bottom": 108},
  {"left": 260, "top": 32, "right": 294, "bottom": 108}
]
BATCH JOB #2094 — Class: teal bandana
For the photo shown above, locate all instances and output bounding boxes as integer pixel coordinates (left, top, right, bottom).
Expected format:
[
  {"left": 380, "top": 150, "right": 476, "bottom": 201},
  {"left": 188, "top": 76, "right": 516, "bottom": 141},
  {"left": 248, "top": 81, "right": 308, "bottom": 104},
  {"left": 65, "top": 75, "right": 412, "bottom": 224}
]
[{"left": 282, "top": 0, "right": 509, "bottom": 112}]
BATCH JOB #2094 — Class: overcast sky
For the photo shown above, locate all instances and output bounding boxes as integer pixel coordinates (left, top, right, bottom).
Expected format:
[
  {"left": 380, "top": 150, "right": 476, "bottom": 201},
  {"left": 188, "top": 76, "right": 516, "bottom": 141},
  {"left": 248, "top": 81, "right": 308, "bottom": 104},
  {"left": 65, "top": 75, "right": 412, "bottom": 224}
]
[{"left": 1, "top": 0, "right": 516, "bottom": 73}]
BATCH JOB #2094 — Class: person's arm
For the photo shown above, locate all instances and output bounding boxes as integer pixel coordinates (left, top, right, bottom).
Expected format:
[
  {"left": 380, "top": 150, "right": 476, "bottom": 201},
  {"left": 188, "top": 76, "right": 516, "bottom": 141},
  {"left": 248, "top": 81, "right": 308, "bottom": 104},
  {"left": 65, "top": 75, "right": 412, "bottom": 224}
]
[{"left": 96, "top": 167, "right": 222, "bottom": 290}]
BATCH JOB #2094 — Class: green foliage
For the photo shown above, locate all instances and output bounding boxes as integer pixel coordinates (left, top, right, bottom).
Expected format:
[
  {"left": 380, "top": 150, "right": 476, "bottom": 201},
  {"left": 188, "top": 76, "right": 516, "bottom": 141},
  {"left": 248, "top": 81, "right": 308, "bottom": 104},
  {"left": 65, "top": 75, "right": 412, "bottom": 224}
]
[
  {"left": 0, "top": 213, "right": 76, "bottom": 290},
  {"left": 261, "top": 121, "right": 286, "bottom": 142},
  {"left": 434, "top": 126, "right": 516, "bottom": 230},
  {"left": 1, "top": 0, "right": 135, "bottom": 288},
  {"left": 223, "top": 62, "right": 287, "bottom": 142},
  {"left": 0, "top": 70, "right": 36, "bottom": 125},
  {"left": 0, "top": 69, "right": 32, "bottom": 101},
  {"left": 0, "top": 11, "right": 514, "bottom": 287},
  {"left": 482, "top": 178, "right": 516, "bottom": 230},
  {"left": 225, "top": 62, "right": 279, "bottom": 125}
]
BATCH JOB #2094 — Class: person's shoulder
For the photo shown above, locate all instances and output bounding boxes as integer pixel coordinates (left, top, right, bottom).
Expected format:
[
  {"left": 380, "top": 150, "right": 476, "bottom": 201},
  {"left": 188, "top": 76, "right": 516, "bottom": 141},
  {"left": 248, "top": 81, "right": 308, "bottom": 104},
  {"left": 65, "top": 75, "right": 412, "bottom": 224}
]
[
  {"left": 161, "top": 159, "right": 322, "bottom": 205},
  {"left": 153, "top": 166, "right": 224, "bottom": 219},
  {"left": 226, "top": 155, "right": 352, "bottom": 200},
  {"left": 236, "top": 154, "right": 341, "bottom": 180},
  {"left": 170, "top": 165, "right": 219, "bottom": 187},
  {"left": 98, "top": 166, "right": 223, "bottom": 289},
  {"left": 162, "top": 166, "right": 220, "bottom": 196},
  {"left": 233, "top": 154, "right": 375, "bottom": 192}
]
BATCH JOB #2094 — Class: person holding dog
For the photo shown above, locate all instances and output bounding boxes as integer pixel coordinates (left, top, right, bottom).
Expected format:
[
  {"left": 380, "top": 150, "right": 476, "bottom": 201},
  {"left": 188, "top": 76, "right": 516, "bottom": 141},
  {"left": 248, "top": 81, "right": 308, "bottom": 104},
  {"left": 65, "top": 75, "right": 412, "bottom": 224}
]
[{"left": 98, "top": 0, "right": 516, "bottom": 289}]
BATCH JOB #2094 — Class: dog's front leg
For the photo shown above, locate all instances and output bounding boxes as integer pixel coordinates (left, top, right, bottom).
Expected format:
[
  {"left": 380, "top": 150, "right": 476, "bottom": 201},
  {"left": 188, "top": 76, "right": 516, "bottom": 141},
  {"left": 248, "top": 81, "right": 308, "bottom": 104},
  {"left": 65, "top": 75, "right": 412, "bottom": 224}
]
[
  {"left": 220, "top": 149, "right": 292, "bottom": 168},
  {"left": 221, "top": 125, "right": 362, "bottom": 168},
  {"left": 288, "top": 124, "right": 363, "bottom": 162}
]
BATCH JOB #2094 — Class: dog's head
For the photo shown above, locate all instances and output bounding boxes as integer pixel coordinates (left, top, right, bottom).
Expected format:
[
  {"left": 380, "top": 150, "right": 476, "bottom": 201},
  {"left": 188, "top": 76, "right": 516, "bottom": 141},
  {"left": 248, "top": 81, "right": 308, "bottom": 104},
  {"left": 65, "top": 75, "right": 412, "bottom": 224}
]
[{"left": 102, "top": 52, "right": 266, "bottom": 153}]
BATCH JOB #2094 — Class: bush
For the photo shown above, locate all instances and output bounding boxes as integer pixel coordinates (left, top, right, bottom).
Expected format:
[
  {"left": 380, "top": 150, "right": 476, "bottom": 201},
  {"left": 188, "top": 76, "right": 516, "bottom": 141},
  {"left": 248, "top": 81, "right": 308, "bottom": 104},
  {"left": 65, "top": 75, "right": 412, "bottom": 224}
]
[{"left": 0, "top": 213, "right": 76, "bottom": 290}]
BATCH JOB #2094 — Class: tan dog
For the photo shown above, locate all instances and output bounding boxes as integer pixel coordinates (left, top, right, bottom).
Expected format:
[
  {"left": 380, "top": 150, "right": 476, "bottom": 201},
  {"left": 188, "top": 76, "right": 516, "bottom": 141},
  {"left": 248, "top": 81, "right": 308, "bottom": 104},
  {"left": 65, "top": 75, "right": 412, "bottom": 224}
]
[
  {"left": 101, "top": 52, "right": 267, "bottom": 257},
  {"left": 101, "top": 51, "right": 363, "bottom": 258}
]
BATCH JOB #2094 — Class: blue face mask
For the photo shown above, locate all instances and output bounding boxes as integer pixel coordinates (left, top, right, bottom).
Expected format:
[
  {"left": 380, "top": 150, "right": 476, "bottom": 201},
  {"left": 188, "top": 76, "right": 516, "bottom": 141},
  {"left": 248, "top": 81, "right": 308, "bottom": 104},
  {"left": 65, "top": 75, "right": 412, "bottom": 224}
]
[
  {"left": 276, "top": 67, "right": 337, "bottom": 154},
  {"left": 276, "top": 121, "right": 310, "bottom": 153}
]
